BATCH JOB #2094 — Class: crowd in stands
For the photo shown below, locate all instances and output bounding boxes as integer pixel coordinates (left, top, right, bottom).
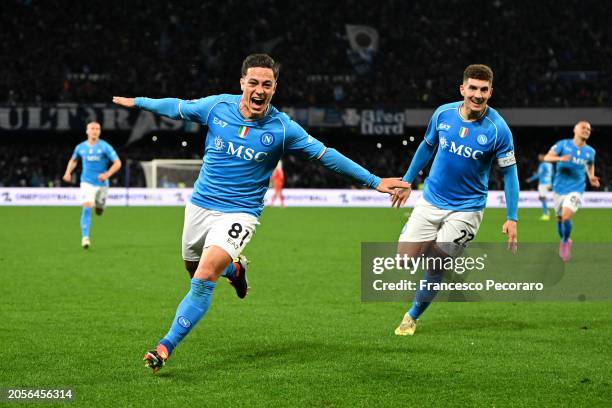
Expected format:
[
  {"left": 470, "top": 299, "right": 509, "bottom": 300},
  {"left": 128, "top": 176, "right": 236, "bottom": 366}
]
[{"left": 2, "top": 0, "right": 610, "bottom": 108}]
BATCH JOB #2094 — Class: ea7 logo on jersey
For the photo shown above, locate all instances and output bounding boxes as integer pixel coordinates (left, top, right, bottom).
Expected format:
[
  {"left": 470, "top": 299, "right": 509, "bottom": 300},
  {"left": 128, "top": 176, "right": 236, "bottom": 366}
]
[
  {"left": 226, "top": 142, "right": 269, "bottom": 162},
  {"left": 213, "top": 117, "right": 228, "bottom": 127},
  {"left": 448, "top": 141, "right": 483, "bottom": 160}
]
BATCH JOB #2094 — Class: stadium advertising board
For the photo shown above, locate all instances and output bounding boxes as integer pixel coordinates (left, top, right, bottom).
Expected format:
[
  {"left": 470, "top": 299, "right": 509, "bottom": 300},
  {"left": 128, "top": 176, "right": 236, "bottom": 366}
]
[{"left": 1, "top": 188, "right": 611, "bottom": 208}]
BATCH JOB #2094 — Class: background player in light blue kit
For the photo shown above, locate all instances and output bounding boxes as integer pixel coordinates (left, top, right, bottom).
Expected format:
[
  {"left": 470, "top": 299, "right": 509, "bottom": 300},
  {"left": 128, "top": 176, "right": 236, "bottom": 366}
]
[
  {"left": 526, "top": 154, "right": 554, "bottom": 220},
  {"left": 113, "top": 54, "right": 409, "bottom": 373},
  {"left": 63, "top": 121, "right": 121, "bottom": 249},
  {"left": 390, "top": 64, "right": 520, "bottom": 336},
  {"left": 544, "top": 121, "right": 599, "bottom": 262}
]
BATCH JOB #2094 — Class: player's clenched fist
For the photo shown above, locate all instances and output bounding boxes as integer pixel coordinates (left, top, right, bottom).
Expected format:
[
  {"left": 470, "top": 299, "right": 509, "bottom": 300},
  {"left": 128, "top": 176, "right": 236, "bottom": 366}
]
[{"left": 112, "top": 96, "right": 135, "bottom": 108}]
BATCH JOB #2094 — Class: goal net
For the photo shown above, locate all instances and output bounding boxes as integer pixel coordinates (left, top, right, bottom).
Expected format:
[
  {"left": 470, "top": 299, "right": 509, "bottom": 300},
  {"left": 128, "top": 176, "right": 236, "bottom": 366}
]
[{"left": 140, "top": 159, "right": 202, "bottom": 188}]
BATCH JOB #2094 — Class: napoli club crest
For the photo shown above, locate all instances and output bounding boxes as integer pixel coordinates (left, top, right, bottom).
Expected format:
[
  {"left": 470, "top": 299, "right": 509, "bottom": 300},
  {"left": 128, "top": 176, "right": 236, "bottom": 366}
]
[
  {"left": 477, "top": 134, "right": 488, "bottom": 145},
  {"left": 260, "top": 132, "right": 275, "bottom": 146}
]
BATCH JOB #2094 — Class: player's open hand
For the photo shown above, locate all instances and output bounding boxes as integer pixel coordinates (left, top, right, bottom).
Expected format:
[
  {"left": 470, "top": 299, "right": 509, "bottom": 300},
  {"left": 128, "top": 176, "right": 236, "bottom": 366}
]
[
  {"left": 112, "top": 96, "right": 135, "bottom": 108},
  {"left": 391, "top": 187, "right": 411, "bottom": 208},
  {"left": 376, "top": 178, "right": 410, "bottom": 195},
  {"left": 502, "top": 220, "right": 518, "bottom": 254},
  {"left": 589, "top": 175, "right": 600, "bottom": 188},
  {"left": 558, "top": 154, "right": 572, "bottom": 162}
]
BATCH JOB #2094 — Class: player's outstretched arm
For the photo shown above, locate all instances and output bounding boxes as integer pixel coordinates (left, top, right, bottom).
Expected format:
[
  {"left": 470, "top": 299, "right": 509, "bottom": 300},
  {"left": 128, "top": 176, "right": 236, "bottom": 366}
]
[
  {"left": 112, "top": 96, "right": 181, "bottom": 120},
  {"left": 317, "top": 148, "right": 409, "bottom": 193},
  {"left": 391, "top": 140, "right": 436, "bottom": 208},
  {"left": 526, "top": 173, "right": 538, "bottom": 183},
  {"left": 501, "top": 164, "right": 519, "bottom": 253}
]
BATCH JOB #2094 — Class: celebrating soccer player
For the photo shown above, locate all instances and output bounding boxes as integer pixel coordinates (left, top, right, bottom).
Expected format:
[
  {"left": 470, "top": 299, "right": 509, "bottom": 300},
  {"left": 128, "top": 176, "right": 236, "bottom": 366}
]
[
  {"left": 543, "top": 121, "right": 599, "bottom": 262},
  {"left": 63, "top": 121, "right": 121, "bottom": 249},
  {"left": 112, "top": 53, "right": 409, "bottom": 373},
  {"left": 390, "top": 64, "right": 519, "bottom": 336},
  {"left": 526, "top": 154, "right": 554, "bottom": 220}
]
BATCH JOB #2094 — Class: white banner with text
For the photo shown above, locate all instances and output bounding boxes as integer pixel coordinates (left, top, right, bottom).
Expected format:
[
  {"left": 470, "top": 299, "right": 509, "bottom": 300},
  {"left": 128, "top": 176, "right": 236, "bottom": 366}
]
[{"left": 0, "top": 188, "right": 611, "bottom": 208}]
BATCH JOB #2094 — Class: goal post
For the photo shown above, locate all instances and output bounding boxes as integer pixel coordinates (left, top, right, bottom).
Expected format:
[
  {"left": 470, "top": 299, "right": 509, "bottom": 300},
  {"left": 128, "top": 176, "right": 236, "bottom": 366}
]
[{"left": 140, "top": 159, "right": 202, "bottom": 188}]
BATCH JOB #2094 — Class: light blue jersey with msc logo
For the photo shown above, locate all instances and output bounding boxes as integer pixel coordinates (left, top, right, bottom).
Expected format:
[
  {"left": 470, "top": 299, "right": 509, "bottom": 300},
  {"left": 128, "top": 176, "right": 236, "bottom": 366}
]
[
  {"left": 551, "top": 139, "right": 595, "bottom": 195},
  {"left": 135, "top": 94, "right": 380, "bottom": 217},
  {"left": 421, "top": 101, "right": 516, "bottom": 211},
  {"left": 71, "top": 140, "right": 118, "bottom": 186}
]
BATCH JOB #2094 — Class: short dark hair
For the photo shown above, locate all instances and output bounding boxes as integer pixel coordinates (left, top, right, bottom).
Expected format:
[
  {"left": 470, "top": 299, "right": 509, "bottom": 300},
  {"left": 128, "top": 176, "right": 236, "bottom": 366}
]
[
  {"left": 463, "top": 64, "right": 494, "bottom": 84},
  {"left": 241, "top": 54, "right": 280, "bottom": 80}
]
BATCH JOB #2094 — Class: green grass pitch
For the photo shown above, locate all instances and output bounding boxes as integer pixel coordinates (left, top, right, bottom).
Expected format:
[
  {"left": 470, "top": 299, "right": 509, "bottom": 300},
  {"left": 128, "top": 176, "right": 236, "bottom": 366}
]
[{"left": 1, "top": 207, "right": 610, "bottom": 407}]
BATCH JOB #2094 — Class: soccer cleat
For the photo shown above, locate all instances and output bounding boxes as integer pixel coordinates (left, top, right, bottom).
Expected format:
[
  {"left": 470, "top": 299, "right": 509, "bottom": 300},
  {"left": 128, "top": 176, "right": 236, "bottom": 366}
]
[
  {"left": 143, "top": 349, "right": 166, "bottom": 374},
  {"left": 81, "top": 237, "right": 90, "bottom": 249},
  {"left": 564, "top": 239, "right": 573, "bottom": 262},
  {"left": 394, "top": 314, "right": 417, "bottom": 336},
  {"left": 95, "top": 207, "right": 104, "bottom": 216},
  {"left": 559, "top": 240, "right": 572, "bottom": 262},
  {"left": 539, "top": 214, "right": 550, "bottom": 221},
  {"left": 227, "top": 255, "right": 250, "bottom": 299}
]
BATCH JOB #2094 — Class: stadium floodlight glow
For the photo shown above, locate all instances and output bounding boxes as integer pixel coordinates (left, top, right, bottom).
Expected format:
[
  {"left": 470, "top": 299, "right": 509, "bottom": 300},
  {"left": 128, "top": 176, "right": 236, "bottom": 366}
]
[
  {"left": 152, "top": 136, "right": 158, "bottom": 142},
  {"left": 181, "top": 141, "right": 187, "bottom": 147},
  {"left": 376, "top": 143, "right": 382, "bottom": 149},
  {"left": 140, "top": 159, "right": 202, "bottom": 188},
  {"left": 409, "top": 136, "right": 415, "bottom": 142},
  {"left": 402, "top": 140, "right": 408, "bottom": 146}
]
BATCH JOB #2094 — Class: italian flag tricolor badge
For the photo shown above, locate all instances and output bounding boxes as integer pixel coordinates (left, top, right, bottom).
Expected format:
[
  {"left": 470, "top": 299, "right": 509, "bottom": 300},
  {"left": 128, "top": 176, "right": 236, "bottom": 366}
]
[
  {"left": 238, "top": 126, "right": 250, "bottom": 138},
  {"left": 459, "top": 127, "right": 468, "bottom": 138}
]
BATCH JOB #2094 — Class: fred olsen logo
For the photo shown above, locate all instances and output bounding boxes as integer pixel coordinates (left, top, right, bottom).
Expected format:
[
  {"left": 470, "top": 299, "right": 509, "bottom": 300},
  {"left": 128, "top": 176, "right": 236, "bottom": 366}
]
[
  {"left": 477, "top": 134, "right": 488, "bottom": 145},
  {"left": 439, "top": 136, "right": 449, "bottom": 150},
  {"left": 260, "top": 132, "right": 275, "bottom": 146},
  {"left": 177, "top": 316, "right": 191, "bottom": 328},
  {"left": 214, "top": 135, "right": 225, "bottom": 151}
]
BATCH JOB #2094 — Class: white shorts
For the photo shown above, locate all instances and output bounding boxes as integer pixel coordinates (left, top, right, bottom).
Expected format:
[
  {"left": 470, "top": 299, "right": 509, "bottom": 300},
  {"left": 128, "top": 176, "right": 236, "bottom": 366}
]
[
  {"left": 399, "top": 197, "right": 484, "bottom": 255},
  {"left": 182, "top": 202, "right": 259, "bottom": 261},
  {"left": 537, "top": 184, "right": 551, "bottom": 197},
  {"left": 553, "top": 192, "right": 582, "bottom": 216},
  {"left": 80, "top": 182, "right": 108, "bottom": 208}
]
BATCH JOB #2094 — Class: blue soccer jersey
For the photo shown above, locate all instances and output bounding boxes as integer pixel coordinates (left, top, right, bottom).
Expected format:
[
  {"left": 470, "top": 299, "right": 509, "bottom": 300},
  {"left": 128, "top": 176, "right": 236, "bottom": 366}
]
[
  {"left": 71, "top": 140, "right": 118, "bottom": 186},
  {"left": 537, "top": 162, "right": 554, "bottom": 186},
  {"left": 135, "top": 94, "right": 373, "bottom": 217},
  {"left": 550, "top": 139, "right": 595, "bottom": 195},
  {"left": 421, "top": 101, "right": 516, "bottom": 211}
]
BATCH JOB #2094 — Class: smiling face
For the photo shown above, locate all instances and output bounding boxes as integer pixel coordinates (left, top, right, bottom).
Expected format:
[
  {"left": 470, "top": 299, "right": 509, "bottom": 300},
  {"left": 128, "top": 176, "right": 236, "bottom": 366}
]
[
  {"left": 86, "top": 121, "right": 101, "bottom": 143},
  {"left": 573, "top": 121, "right": 592, "bottom": 142},
  {"left": 460, "top": 78, "right": 493, "bottom": 116},
  {"left": 239, "top": 67, "right": 277, "bottom": 120}
]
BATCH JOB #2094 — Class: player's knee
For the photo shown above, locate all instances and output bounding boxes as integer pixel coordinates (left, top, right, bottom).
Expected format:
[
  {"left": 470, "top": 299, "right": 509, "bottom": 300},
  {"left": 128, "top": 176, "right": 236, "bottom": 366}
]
[
  {"left": 194, "top": 256, "right": 229, "bottom": 281},
  {"left": 561, "top": 209, "right": 573, "bottom": 221}
]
